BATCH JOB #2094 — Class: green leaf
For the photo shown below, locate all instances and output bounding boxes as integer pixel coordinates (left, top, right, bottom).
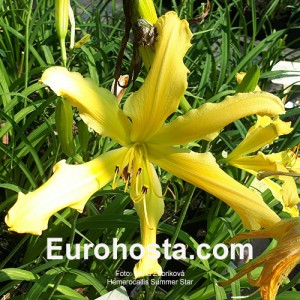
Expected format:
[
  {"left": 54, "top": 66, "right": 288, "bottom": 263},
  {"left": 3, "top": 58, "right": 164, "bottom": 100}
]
[
  {"left": 25, "top": 270, "right": 59, "bottom": 300},
  {"left": 0, "top": 269, "right": 39, "bottom": 282},
  {"left": 236, "top": 65, "right": 260, "bottom": 93}
]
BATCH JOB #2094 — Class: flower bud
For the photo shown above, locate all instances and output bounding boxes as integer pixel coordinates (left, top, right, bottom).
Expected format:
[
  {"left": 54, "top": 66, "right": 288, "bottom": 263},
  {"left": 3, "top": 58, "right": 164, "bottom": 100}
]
[
  {"left": 55, "top": 97, "right": 76, "bottom": 157},
  {"left": 55, "top": 0, "right": 69, "bottom": 40}
]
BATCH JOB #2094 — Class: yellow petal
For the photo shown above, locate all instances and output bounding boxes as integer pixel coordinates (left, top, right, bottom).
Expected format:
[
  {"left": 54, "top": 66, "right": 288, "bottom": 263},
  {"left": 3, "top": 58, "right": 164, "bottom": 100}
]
[
  {"left": 268, "top": 150, "right": 300, "bottom": 173},
  {"left": 255, "top": 174, "right": 300, "bottom": 217},
  {"left": 227, "top": 151, "right": 300, "bottom": 214},
  {"left": 40, "top": 67, "right": 132, "bottom": 146},
  {"left": 250, "top": 176, "right": 282, "bottom": 201},
  {"left": 5, "top": 147, "right": 127, "bottom": 235},
  {"left": 149, "top": 92, "right": 285, "bottom": 146},
  {"left": 219, "top": 218, "right": 300, "bottom": 300},
  {"left": 123, "top": 12, "right": 192, "bottom": 141},
  {"left": 133, "top": 162, "right": 164, "bottom": 278},
  {"left": 279, "top": 175, "right": 300, "bottom": 208},
  {"left": 284, "top": 205, "right": 299, "bottom": 217},
  {"left": 290, "top": 154, "right": 300, "bottom": 173},
  {"left": 251, "top": 176, "right": 287, "bottom": 211},
  {"left": 227, "top": 116, "right": 292, "bottom": 160},
  {"left": 148, "top": 145, "right": 280, "bottom": 230},
  {"left": 227, "top": 151, "right": 279, "bottom": 174},
  {"left": 227, "top": 217, "right": 300, "bottom": 242}
]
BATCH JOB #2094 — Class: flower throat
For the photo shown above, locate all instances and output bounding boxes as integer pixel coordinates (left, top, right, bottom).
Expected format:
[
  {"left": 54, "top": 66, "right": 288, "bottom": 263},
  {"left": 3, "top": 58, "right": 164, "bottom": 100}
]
[{"left": 112, "top": 143, "right": 150, "bottom": 202}]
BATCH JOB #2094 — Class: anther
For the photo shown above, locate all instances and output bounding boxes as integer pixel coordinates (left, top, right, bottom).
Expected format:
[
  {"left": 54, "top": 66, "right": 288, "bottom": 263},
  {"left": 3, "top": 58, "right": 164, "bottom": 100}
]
[
  {"left": 142, "top": 185, "right": 148, "bottom": 194},
  {"left": 124, "top": 172, "right": 131, "bottom": 192},
  {"left": 292, "top": 144, "right": 300, "bottom": 157}
]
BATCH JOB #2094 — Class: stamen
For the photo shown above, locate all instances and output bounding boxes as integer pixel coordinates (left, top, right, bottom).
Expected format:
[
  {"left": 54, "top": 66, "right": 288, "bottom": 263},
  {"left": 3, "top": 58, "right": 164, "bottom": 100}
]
[
  {"left": 119, "top": 148, "right": 133, "bottom": 178},
  {"left": 130, "top": 185, "right": 148, "bottom": 204},
  {"left": 135, "top": 167, "right": 142, "bottom": 196},
  {"left": 124, "top": 172, "right": 131, "bottom": 192},
  {"left": 142, "top": 193, "right": 154, "bottom": 230},
  {"left": 130, "top": 192, "right": 144, "bottom": 203},
  {"left": 286, "top": 144, "right": 300, "bottom": 169},
  {"left": 292, "top": 144, "right": 300, "bottom": 157},
  {"left": 112, "top": 165, "right": 120, "bottom": 189}
]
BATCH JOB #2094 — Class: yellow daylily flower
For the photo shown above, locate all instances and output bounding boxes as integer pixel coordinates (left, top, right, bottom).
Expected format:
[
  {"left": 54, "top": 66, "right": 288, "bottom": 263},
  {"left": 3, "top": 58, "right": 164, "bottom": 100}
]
[
  {"left": 6, "top": 12, "right": 285, "bottom": 277},
  {"left": 219, "top": 217, "right": 300, "bottom": 300},
  {"left": 226, "top": 116, "right": 300, "bottom": 216},
  {"left": 6, "top": 148, "right": 127, "bottom": 235}
]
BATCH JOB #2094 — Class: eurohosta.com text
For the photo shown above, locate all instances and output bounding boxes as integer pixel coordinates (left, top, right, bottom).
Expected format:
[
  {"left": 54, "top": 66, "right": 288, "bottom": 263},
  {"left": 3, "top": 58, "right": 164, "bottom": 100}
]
[{"left": 47, "top": 237, "right": 252, "bottom": 261}]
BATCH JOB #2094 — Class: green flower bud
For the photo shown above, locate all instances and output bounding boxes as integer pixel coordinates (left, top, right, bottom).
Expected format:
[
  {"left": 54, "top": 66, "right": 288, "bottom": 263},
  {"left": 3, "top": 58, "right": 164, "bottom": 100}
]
[{"left": 55, "top": 97, "right": 76, "bottom": 157}]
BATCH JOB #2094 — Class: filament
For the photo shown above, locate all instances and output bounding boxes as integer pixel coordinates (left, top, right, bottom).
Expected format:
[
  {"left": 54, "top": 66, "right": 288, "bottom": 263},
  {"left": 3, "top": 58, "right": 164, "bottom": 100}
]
[
  {"left": 124, "top": 172, "right": 131, "bottom": 192},
  {"left": 142, "top": 188, "right": 154, "bottom": 230},
  {"left": 257, "top": 171, "right": 300, "bottom": 180}
]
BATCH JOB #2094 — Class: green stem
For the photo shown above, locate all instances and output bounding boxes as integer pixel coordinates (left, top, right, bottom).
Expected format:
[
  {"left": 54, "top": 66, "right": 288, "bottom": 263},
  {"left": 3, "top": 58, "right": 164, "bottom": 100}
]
[
  {"left": 60, "top": 38, "right": 67, "bottom": 67},
  {"left": 179, "top": 96, "right": 192, "bottom": 113},
  {"left": 145, "top": 283, "right": 154, "bottom": 300},
  {"left": 148, "top": 185, "right": 196, "bottom": 298},
  {"left": 48, "top": 211, "right": 79, "bottom": 299},
  {"left": 24, "top": 0, "right": 33, "bottom": 90},
  {"left": 18, "top": 51, "right": 25, "bottom": 78}
]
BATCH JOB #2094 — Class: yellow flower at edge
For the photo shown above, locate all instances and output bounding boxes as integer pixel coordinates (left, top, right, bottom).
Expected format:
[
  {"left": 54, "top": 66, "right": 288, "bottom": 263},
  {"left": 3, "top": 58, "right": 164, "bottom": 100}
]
[
  {"left": 226, "top": 115, "right": 300, "bottom": 216},
  {"left": 6, "top": 12, "right": 285, "bottom": 278},
  {"left": 219, "top": 217, "right": 300, "bottom": 300}
]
